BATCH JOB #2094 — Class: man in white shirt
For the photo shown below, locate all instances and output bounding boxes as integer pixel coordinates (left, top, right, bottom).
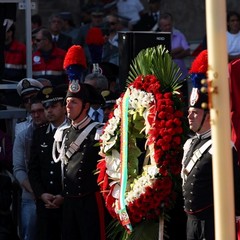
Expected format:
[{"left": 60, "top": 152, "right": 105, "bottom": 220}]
[{"left": 116, "top": 0, "right": 144, "bottom": 27}]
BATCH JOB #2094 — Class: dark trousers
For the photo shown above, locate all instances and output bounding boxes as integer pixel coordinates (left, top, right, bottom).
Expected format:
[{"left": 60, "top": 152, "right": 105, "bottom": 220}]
[
  {"left": 0, "top": 213, "right": 20, "bottom": 240},
  {"left": 36, "top": 201, "right": 62, "bottom": 240},
  {"left": 62, "top": 192, "right": 106, "bottom": 240},
  {"left": 187, "top": 213, "right": 214, "bottom": 240}
]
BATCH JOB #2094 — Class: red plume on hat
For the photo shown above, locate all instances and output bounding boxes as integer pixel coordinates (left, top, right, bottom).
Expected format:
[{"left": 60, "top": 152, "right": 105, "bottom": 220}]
[
  {"left": 86, "top": 27, "right": 105, "bottom": 64},
  {"left": 63, "top": 45, "right": 87, "bottom": 83},
  {"left": 63, "top": 45, "right": 87, "bottom": 70},
  {"left": 189, "top": 50, "right": 209, "bottom": 109},
  {"left": 189, "top": 50, "right": 208, "bottom": 74},
  {"left": 189, "top": 50, "right": 208, "bottom": 88}
]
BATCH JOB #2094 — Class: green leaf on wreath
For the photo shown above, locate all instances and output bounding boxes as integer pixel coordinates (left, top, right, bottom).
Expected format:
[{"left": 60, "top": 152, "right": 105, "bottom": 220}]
[{"left": 127, "top": 45, "right": 183, "bottom": 93}]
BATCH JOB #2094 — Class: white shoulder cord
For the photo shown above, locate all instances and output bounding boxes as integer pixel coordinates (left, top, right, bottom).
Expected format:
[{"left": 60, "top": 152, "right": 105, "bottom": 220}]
[
  {"left": 52, "top": 122, "right": 100, "bottom": 164},
  {"left": 52, "top": 134, "right": 68, "bottom": 164}
]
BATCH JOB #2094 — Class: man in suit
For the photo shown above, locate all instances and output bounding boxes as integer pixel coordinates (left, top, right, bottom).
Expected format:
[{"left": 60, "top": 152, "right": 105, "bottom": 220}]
[
  {"left": 84, "top": 70, "right": 109, "bottom": 123},
  {"left": 132, "top": 0, "right": 161, "bottom": 31},
  {"left": 28, "top": 85, "right": 69, "bottom": 240},
  {"left": 48, "top": 13, "right": 73, "bottom": 51}
]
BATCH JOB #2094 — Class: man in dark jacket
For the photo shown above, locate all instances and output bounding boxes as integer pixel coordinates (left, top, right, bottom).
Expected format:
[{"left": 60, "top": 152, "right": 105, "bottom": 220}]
[
  {"left": 52, "top": 79, "right": 109, "bottom": 240},
  {"left": 28, "top": 85, "right": 69, "bottom": 240},
  {"left": 181, "top": 50, "right": 240, "bottom": 240},
  {"left": 0, "top": 129, "right": 19, "bottom": 240}
]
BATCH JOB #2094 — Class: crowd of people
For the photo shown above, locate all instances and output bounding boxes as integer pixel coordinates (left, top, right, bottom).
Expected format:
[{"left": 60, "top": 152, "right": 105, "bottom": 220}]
[
  {"left": 0, "top": 0, "right": 193, "bottom": 102},
  {"left": 1, "top": 1, "right": 240, "bottom": 240}
]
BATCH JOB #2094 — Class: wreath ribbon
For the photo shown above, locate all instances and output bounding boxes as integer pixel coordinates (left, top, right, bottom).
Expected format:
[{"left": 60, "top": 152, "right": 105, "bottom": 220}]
[{"left": 118, "top": 88, "right": 133, "bottom": 233}]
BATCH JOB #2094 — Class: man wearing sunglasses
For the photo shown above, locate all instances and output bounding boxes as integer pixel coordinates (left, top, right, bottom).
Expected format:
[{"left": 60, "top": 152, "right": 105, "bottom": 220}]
[
  {"left": 13, "top": 97, "right": 47, "bottom": 240},
  {"left": 32, "top": 28, "right": 67, "bottom": 87},
  {"left": 15, "top": 78, "right": 43, "bottom": 137}
]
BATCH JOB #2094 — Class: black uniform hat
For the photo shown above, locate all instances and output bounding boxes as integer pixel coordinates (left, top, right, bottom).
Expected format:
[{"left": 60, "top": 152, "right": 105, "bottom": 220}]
[
  {"left": 66, "top": 82, "right": 105, "bottom": 105},
  {"left": 189, "top": 50, "right": 209, "bottom": 110},
  {"left": 38, "top": 84, "right": 68, "bottom": 108}
]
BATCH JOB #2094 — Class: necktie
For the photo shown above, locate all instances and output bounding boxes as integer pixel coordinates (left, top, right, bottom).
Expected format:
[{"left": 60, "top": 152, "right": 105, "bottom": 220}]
[
  {"left": 93, "top": 110, "right": 99, "bottom": 122},
  {"left": 53, "top": 36, "right": 57, "bottom": 42}
]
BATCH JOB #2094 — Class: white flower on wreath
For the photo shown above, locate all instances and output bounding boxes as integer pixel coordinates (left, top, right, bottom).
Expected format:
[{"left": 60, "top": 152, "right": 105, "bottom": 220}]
[
  {"left": 100, "top": 86, "right": 155, "bottom": 151},
  {"left": 129, "top": 87, "right": 154, "bottom": 110},
  {"left": 125, "top": 165, "right": 158, "bottom": 204},
  {"left": 105, "top": 149, "right": 121, "bottom": 179}
]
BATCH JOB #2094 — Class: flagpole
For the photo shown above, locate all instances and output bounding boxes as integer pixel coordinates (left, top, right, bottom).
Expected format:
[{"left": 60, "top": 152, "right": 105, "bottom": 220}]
[{"left": 206, "top": 1, "right": 236, "bottom": 239}]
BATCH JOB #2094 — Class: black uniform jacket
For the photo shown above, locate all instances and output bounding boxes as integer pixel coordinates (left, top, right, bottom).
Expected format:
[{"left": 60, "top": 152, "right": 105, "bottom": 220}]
[
  {"left": 62, "top": 121, "right": 101, "bottom": 197},
  {"left": 28, "top": 124, "right": 62, "bottom": 199},
  {"left": 182, "top": 131, "right": 240, "bottom": 215}
]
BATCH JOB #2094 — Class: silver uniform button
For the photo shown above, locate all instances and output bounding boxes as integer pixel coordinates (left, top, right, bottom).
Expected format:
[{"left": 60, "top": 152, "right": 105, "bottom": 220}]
[
  {"left": 50, "top": 181, "right": 53, "bottom": 184},
  {"left": 50, "top": 171, "right": 53, "bottom": 174}
]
